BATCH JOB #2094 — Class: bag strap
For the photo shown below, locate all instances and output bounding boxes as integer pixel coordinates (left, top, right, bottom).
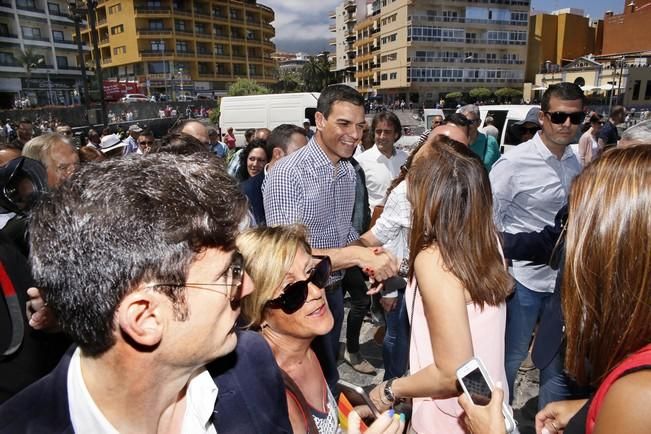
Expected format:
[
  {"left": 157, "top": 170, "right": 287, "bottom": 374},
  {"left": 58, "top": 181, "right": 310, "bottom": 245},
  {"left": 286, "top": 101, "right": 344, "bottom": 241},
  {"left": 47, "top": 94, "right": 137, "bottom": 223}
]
[
  {"left": 0, "top": 260, "right": 24, "bottom": 357},
  {"left": 279, "top": 368, "right": 320, "bottom": 434}
]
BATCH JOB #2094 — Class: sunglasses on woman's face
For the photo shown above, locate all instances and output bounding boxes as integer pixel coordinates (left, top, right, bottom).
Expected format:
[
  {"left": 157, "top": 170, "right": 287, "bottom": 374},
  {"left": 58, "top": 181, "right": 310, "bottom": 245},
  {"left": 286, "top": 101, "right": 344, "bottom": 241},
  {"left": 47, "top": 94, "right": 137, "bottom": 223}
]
[{"left": 265, "top": 256, "right": 331, "bottom": 315}]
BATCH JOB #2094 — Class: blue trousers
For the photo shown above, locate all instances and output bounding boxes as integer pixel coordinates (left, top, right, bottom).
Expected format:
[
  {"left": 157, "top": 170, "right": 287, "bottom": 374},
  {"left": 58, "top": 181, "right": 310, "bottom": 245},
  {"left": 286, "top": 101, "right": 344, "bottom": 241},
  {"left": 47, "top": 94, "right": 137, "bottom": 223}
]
[
  {"left": 382, "top": 289, "right": 410, "bottom": 380},
  {"left": 505, "top": 280, "right": 572, "bottom": 408},
  {"left": 311, "top": 284, "right": 344, "bottom": 393}
]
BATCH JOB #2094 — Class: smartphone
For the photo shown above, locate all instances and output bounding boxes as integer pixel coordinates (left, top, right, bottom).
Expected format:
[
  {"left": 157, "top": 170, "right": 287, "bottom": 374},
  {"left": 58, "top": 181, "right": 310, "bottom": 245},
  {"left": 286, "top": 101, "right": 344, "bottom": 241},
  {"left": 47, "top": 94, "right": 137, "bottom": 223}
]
[
  {"left": 456, "top": 357, "right": 516, "bottom": 433},
  {"left": 337, "top": 379, "right": 380, "bottom": 423}
]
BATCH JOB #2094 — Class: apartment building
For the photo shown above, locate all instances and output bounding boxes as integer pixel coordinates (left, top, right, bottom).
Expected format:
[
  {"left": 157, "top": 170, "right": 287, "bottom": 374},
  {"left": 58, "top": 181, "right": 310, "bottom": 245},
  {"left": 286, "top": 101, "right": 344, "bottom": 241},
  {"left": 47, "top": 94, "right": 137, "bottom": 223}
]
[
  {"left": 525, "top": 8, "right": 602, "bottom": 83},
  {"left": 602, "top": 0, "right": 651, "bottom": 55},
  {"left": 345, "top": 0, "right": 530, "bottom": 105},
  {"left": 80, "top": 0, "right": 276, "bottom": 98},
  {"left": 329, "top": 0, "right": 357, "bottom": 87},
  {"left": 0, "top": 0, "right": 90, "bottom": 107}
]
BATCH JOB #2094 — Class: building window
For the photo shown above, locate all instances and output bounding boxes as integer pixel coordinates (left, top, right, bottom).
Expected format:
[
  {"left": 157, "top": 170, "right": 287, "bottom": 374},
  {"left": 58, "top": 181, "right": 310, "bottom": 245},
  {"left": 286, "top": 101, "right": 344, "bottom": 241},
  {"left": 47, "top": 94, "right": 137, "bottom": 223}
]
[
  {"left": 22, "top": 27, "right": 41, "bottom": 39},
  {"left": 148, "top": 61, "right": 166, "bottom": 73},
  {"left": 195, "top": 23, "right": 206, "bottom": 34},
  {"left": 175, "top": 20, "right": 186, "bottom": 31},
  {"left": 0, "top": 52, "right": 16, "bottom": 65},
  {"left": 147, "top": 0, "right": 162, "bottom": 6},
  {"left": 149, "top": 20, "right": 163, "bottom": 30},
  {"left": 176, "top": 41, "right": 188, "bottom": 52},
  {"left": 632, "top": 80, "right": 641, "bottom": 100},
  {"left": 151, "top": 40, "right": 165, "bottom": 51},
  {"left": 198, "top": 62, "right": 210, "bottom": 74},
  {"left": 56, "top": 56, "right": 68, "bottom": 68},
  {"left": 110, "top": 24, "right": 124, "bottom": 35},
  {"left": 214, "top": 44, "right": 225, "bottom": 55},
  {"left": 113, "top": 46, "right": 126, "bottom": 55},
  {"left": 48, "top": 2, "right": 61, "bottom": 14},
  {"left": 108, "top": 4, "right": 122, "bottom": 14},
  {"left": 389, "top": 72, "right": 397, "bottom": 79},
  {"left": 52, "top": 30, "right": 64, "bottom": 41},
  {"left": 17, "top": 0, "right": 36, "bottom": 7},
  {"left": 645, "top": 81, "right": 651, "bottom": 100}
]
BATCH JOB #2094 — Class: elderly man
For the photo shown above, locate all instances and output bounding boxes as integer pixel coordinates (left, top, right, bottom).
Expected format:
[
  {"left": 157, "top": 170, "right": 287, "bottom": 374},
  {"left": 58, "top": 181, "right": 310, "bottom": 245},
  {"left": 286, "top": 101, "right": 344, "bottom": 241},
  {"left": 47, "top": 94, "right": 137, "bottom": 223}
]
[
  {"left": 0, "top": 153, "right": 255, "bottom": 433},
  {"left": 22, "top": 133, "right": 79, "bottom": 189},
  {"left": 264, "top": 85, "right": 398, "bottom": 391},
  {"left": 177, "top": 120, "right": 210, "bottom": 147},
  {"left": 490, "top": 83, "right": 584, "bottom": 408},
  {"left": 458, "top": 104, "right": 500, "bottom": 172}
]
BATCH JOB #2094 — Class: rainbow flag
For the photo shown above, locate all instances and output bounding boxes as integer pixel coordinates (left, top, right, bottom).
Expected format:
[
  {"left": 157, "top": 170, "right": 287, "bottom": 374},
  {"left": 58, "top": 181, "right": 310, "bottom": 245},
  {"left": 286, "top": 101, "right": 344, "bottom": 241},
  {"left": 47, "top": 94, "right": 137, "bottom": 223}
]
[{"left": 338, "top": 393, "right": 368, "bottom": 432}]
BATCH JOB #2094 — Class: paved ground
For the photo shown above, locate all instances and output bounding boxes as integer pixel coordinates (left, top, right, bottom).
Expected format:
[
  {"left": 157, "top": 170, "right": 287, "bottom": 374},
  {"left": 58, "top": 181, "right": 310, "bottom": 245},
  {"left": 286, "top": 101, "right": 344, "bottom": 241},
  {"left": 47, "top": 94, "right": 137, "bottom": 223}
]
[{"left": 338, "top": 298, "right": 540, "bottom": 433}]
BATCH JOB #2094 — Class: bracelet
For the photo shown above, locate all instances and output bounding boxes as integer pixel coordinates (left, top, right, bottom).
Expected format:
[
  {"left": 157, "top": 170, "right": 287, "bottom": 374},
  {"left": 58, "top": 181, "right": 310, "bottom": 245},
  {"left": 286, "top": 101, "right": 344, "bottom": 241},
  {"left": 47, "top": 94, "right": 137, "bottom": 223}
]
[
  {"left": 378, "top": 381, "right": 392, "bottom": 406},
  {"left": 383, "top": 378, "right": 398, "bottom": 405}
]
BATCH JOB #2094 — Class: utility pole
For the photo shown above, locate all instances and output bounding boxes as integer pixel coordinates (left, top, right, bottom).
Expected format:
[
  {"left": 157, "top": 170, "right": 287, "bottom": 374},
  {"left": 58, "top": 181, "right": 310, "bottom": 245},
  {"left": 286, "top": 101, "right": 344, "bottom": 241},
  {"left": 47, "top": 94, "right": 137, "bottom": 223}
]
[{"left": 72, "top": 10, "right": 90, "bottom": 115}]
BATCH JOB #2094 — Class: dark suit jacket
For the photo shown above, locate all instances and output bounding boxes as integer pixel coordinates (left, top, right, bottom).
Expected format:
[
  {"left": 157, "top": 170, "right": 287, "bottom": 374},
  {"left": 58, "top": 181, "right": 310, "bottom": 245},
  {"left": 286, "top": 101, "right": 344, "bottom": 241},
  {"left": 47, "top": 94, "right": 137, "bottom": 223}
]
[
  {"left": 501, "top": 204, "right": 568, "bottom": 370},
  {"left": 241, "top": 172, "right": 266, "bottom": 226},
  {"left": 0, "top": 331, "right": 291, "bottom": 434}
]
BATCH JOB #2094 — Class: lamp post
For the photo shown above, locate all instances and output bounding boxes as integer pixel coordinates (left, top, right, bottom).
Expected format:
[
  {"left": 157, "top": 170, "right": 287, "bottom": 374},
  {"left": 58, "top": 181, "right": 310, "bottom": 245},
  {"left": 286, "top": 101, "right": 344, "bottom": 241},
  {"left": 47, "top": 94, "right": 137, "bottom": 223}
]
[
  {"left": 68, "top": 0, "right": 108, "bottom": 126},
  {"left": 70, "top": 7, "right": 90, "bottom": 114}
]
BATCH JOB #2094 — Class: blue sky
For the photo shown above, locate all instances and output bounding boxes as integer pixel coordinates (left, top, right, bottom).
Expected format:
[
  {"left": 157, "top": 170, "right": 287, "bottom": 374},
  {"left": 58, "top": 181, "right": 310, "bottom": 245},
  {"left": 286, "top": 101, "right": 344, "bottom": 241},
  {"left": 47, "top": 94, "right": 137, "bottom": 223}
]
[{"left": 261, "top": 0, "right": 623, "bottom": 54}]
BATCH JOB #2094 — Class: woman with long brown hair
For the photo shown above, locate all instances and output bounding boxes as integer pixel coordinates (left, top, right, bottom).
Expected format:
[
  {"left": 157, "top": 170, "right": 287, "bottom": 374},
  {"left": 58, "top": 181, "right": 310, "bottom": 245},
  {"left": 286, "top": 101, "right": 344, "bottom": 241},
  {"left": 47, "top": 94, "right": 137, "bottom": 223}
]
[{"left": 369, "top": 140, "right": 512, "bottom": 433}]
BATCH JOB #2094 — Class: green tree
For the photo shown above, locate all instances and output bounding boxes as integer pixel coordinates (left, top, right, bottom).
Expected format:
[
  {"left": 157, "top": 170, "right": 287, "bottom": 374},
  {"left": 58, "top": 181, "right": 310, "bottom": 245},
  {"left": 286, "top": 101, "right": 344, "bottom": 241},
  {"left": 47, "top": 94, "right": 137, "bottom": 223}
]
[
  {"left": 15, "top": 48, "right": 43, "bottom": 76},
  {"left": 209, "top": 104, "right": 220, "bottom": 124},
  {"left": 469, "top": 87, "right": 492, "bottom": 101},
  {"left": 445, "top": 91, "right": 463, "bottom": 101},
  {"left": 227, "top": 78, "right": 270, "bottom": 96},
  {"left": 302, "top": 54, "right": 336, "bottom": 92},
  {"left": 272, "top": 70, "right": 304, "bottom": 93},
  {"left": 494, "top": 88, "right": 523, "bottom": 102}
]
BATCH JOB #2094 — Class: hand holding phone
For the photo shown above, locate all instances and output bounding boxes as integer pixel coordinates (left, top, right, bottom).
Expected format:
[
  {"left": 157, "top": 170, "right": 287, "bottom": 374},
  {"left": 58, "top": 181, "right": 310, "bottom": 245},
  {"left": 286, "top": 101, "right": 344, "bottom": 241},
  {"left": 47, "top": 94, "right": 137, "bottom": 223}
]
[{"left": 456, "top": 357, "right": 516, "bottom": 433}]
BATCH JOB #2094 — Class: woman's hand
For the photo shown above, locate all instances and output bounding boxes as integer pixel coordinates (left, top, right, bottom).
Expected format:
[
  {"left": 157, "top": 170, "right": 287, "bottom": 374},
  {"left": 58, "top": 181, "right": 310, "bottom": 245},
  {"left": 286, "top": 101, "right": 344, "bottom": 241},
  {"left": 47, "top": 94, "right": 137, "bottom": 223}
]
[
  {"left": 25, "top": 287, "right": 59, "bottom": 332},
  {"left": 348, "top": 409, "right": 405, "bottom": 434},
  {"left": 458, "top": 384, "right": 506, "bottom": 434},
  {"left": 368, "top": 382, "right": 392, "bottom": 413},
  {"left": 535, "top": 399, "right": 587, "bottom": 434}
]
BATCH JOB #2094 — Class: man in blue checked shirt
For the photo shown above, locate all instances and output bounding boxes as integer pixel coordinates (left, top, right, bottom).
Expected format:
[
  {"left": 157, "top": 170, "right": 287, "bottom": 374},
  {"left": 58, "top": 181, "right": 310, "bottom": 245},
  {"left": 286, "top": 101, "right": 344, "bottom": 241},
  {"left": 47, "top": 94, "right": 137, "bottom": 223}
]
[{"left": 263, "top": 85, "right": 399, "bottom": 392}]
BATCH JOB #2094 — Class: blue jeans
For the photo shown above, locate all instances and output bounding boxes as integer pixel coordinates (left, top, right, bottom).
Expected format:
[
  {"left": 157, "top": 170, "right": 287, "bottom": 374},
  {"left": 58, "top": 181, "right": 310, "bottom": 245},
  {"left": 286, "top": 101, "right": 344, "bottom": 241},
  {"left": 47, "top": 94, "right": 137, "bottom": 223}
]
[
  {"left": 382, "top": 289, "right": 410, "bottom": 380},
  {"left": 311, "top": 284, "right": 344, "bottom": 393},
  {"left": 505, "top": 280, "right": 551, "bottom": 401}
]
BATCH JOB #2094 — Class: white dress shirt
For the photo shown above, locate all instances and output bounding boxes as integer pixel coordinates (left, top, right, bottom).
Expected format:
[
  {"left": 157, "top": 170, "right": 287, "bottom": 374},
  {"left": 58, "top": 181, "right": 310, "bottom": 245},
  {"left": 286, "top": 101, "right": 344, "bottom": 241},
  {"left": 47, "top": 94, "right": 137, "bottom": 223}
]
[
  {"left": 490, "top": 132, "right": 580, "bottom": 293},
  {"left": 67, "top": 348, "right": 218, "bottom": 434},
  {"left": 356, "top": 144, "right": 408, "bottom": 211}
]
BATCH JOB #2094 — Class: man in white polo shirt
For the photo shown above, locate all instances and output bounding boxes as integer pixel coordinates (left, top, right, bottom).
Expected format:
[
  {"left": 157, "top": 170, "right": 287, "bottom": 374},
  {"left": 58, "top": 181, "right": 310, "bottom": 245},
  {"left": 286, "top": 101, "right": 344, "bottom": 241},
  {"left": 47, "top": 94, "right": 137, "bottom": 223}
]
[{"left": 356, "top": 111, "right": 408, "bottom": 216}]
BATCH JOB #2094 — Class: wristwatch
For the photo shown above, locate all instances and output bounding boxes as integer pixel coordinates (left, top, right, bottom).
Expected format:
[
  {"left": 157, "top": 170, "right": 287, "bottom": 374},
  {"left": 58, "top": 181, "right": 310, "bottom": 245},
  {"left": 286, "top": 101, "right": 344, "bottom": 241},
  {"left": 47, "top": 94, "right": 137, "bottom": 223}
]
[{"left": 383, "top": 378, "right": 398, "bottom": 404}]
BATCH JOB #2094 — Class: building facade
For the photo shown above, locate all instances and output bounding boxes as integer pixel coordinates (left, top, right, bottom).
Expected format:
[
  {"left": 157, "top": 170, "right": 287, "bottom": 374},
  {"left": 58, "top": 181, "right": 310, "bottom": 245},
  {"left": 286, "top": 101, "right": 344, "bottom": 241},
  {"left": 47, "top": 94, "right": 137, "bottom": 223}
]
[
  {"left": 80, "top": 0, "right": 276, "bottom": 98},
  {"left": 602, "top": 0, "right": 651, "bottom": 56},
  {"left": 0, "top": 0, "right": 90, "bottom": 108},
  {"left": 345, "top": 0, "right": 529, "bottom": 106},
  {"left": 525, "top": 8, "right": 602, "bottom": 83},
  {"left": 329, "top": 0, "right": 357, "bottom": 87}
]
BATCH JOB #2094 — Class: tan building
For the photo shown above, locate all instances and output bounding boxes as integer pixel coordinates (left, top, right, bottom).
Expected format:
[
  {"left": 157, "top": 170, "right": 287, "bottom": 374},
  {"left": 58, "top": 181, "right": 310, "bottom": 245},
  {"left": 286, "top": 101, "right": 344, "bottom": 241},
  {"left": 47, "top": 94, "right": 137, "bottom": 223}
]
[
  {"left": 525, "top": 54, "right": 651, "bottom": 109},
  {"left": 348, "top": 0, "right": 529, "bottom": 106},
  {"left": 0, "top": 0, "right": 91, "bottom": 107},
  {"left": 603, "top": 0, "right": 651, "bottom": 55},
  {"left": 525, "top": 8, "right": 602, "bottom": 83},
  {"left": 329, "top": 0, "right": 358, "bottom": 87},
  {"left": 80, "top": 0, "right": 276, "bottom": 98}
]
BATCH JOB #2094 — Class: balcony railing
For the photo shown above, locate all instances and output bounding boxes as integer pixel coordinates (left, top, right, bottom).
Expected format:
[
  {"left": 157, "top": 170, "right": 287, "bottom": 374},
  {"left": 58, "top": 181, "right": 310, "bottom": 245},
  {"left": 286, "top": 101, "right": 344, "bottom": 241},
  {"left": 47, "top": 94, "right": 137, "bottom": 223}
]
[
  {"left": 176, "top": 50, "right": 195, "bottom": 56},
  {"left": 137, "top": 29, "right": 173, "bottom": 36},
  {"left": 15, "top": 2, "right": 45, "bottom": 13},
  {"left": 134, "top": 6, "right": 171, "bottom": 15},
  {"left": 22, "top": 35, "right": 50, "bottom": 41},
  {"left": 175, "top": 29, "right": 194, "bottom": 36},
  {"left": 140, "top": 50, "right": 174, "bottom": 57},
  {"left": 0, "top": 32, "right": 18, "bottom": 38},
  {"left": 102, "top": 57, "right": 112, "bottom": 64}
]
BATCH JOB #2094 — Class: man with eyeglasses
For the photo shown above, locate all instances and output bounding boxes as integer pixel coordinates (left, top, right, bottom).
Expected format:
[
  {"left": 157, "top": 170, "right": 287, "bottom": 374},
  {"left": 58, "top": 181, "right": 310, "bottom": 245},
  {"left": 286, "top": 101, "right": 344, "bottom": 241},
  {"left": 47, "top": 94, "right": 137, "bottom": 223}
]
[
  {"left": 136, "top": 128, "right": 156, "bottom": 154},
  {"left": 490, "top": 82, "right": 583, "bottom": 409},
  {"left": 0, "top": 154, "right": 287, "bottom": 433},
  {"left": 458, "top": 104, "right": 500, "bottom": 172}
]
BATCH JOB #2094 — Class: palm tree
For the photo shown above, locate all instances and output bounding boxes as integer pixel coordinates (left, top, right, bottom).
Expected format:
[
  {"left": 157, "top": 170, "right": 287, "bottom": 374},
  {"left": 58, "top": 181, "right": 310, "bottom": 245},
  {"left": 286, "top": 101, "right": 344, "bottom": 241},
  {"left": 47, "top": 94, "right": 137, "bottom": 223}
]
[
  {"left": 302, "top": 54, "right": 334, "bottom": 92},
  {"left": 15, "top": 47, "right": 43, "bottom": 77}
]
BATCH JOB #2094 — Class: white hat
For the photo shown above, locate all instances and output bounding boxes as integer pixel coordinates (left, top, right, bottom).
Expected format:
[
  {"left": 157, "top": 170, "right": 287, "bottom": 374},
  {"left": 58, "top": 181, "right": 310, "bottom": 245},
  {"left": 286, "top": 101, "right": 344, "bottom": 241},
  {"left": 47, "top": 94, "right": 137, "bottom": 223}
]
[
  {"left": 99, "top": 134, "right": 125, "bottom": 153},
  {"left": 128, "top": 124, "right": 143, "bottom": 133}
]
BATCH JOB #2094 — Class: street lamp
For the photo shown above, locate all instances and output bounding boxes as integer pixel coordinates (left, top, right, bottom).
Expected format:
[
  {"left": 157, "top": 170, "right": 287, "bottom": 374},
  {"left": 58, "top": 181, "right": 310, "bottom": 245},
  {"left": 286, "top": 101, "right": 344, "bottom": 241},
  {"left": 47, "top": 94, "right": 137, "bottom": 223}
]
[
  {"left": 69, "top": 3, "right": 90, "bottom": 114},
  {"left": 68, "top": 0, "right": 108, "bottom": 126},
  {"left": 32, "top": 58, "right": 53, "bottom": 105}
]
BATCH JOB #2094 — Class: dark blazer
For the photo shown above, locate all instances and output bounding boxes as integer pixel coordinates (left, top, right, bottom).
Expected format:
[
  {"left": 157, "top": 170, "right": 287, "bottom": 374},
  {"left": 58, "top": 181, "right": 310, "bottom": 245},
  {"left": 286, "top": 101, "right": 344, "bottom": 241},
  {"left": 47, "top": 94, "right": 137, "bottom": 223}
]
[
  {"left": 0, "top": 331, "right": 291, "bottom": 434},
  {"left": 241, "top": 171, "right": 266, "bottom": 226},
  {"left": 501, "top": 204, "right": 568, "bottom": 370}
]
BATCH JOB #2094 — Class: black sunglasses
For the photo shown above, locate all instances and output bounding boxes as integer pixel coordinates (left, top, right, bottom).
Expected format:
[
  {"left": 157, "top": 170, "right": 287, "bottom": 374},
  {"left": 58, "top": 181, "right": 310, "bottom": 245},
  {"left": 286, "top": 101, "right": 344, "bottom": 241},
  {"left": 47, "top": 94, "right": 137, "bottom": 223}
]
[
  {"left": 265, "top": 256, "right": 331, "bottom": 314},
  {"left": 544, "top": 111, "right": 584, "bottom": 125}
]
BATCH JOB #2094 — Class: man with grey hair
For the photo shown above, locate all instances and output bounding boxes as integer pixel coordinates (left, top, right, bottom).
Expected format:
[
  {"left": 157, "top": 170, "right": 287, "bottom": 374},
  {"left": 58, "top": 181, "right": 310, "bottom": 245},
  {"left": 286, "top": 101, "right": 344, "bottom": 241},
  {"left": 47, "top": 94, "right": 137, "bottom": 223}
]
[
  {"left": 619, "top": 119, "right": 651, "bottom": 148},
  {"left": 22, "top": 133, "right": 79, "bottom": 188},
  {"left": 458, "top": 104, "right": 500, "bottom": 172},
  {"left": 482, "top": 116, "right": 499, "bottom": 141}
]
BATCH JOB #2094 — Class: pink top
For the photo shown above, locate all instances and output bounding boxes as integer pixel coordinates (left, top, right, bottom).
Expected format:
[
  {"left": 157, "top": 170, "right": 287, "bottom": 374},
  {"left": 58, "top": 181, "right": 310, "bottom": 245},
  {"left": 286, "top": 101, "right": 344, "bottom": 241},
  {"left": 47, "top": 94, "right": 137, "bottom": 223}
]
[{"left": 406, "top": 281, "right": 509, "bottom": 434}]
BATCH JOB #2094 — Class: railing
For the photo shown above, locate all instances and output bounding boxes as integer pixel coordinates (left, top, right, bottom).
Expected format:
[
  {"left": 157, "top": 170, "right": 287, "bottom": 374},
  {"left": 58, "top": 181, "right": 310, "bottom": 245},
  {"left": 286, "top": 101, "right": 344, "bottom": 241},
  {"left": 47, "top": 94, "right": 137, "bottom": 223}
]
[
  {"left": 15, "top": 3, "right": 45, "bottom": 13},
  {"left": 175, "top": 9, "right": 193, "bottom": 17},
  {"left": 175, "top": 29, "right": 194, "bottom": 36},
  {"left": 53, "top": 38, "right": 76, "bottom": 45},
  {"left": 97, "top": 18, "right": 107, "bottom": 25},
  {"left": 48, "top": 9, "right": 71, "bottom": 18},
  {"left": 137, "top": 29, "right": 173, "bottom": 35},
  {"left": 410, "top": 57, "right": 524, "bottom": 65},
  {"left": 22, "top": 35, "right": 51, "bottom": 41},
  {"left": 411, "top": 15, "right": 527, "bottom": 26},
  {"left": 102, "top": 58, "right": 112, "bottom": 64},
  {"left": 134, "top": 7, "right": 171, "bottom": 15},
  {"left": 176, "top": 50, "right": 195, "bottom": 56},
  {"left": 0, "top": 32, "right": 18, "bottom": 38},
  {"left": 139, "top": 50, "right": 174, "bottom": 57}
]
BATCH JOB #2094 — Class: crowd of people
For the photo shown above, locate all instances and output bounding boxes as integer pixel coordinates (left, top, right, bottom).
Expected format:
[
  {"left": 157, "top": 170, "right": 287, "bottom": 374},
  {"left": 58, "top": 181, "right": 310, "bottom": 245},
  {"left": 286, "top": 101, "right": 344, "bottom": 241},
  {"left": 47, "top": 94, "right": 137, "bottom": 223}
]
[{"left": 0, "top": 82, "right": 649, "bottom": 434}]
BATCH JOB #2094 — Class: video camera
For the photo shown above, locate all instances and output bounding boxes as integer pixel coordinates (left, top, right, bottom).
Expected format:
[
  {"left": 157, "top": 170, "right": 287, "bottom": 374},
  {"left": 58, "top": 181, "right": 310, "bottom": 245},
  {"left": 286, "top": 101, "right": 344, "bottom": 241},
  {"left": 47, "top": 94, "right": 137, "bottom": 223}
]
[{"left": 0, "top": 157, "right": 48, "bottom": 216}]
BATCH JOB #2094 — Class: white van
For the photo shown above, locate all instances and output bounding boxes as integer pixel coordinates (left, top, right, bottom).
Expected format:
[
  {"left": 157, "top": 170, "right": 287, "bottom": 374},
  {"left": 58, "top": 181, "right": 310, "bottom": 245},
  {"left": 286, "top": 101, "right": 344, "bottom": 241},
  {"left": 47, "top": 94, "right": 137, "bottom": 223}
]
[
  {"left": 219, "top": 92, "right": 319, "bottom": 146},
  {"left": 477, "top": 105, "right": 539, "bottom": 154}
]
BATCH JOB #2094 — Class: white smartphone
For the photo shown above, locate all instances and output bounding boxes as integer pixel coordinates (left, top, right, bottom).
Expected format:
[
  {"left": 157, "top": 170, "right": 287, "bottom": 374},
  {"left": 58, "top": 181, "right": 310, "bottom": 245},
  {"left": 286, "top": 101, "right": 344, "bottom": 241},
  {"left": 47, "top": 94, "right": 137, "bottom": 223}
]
[{"left": 456, "top": 357, "right": 516, "bottom": 433}]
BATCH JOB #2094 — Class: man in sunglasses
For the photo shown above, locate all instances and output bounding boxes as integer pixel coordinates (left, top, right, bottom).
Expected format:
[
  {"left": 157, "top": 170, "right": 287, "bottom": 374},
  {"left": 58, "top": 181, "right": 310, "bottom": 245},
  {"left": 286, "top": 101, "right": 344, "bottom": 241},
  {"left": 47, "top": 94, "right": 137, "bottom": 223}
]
[
  {"left": 513, "top": 107, "right": 541, "bottom": 144},
  {"left": 0, "top": 154, "right": 271, "bottom": 433},
  {"left": 490, "top": 82, "right": 583, "bottom": 409}
]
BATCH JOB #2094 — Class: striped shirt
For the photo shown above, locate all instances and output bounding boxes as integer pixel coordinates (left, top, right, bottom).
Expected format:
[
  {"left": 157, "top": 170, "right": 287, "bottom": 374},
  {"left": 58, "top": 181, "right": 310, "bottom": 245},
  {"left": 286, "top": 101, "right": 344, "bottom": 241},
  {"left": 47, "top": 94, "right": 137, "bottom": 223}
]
[{"left": 263, "top": 137, "right": 358, "bottom": 284}]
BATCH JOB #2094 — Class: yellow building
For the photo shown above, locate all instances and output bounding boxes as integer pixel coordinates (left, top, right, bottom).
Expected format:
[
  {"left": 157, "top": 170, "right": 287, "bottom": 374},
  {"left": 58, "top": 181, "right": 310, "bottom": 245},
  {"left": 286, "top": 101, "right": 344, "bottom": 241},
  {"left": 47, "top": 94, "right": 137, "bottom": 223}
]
[
  {"left": 525, "top": 8, "right": 602, "bottom": 83},
  {"left": 80, "top": 0, "right": 276, "bottom": 98}
]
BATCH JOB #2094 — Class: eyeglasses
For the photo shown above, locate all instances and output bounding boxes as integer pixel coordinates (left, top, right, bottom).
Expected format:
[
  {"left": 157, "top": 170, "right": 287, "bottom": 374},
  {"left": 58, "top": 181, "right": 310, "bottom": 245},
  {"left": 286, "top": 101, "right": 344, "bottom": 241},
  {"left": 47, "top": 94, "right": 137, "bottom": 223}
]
[
  {"left": 265, "top": 256, "right": 331, "bottom": 315},
  {"left": 147, "top": 252, "right": 244, "bottom": 304},
  {"left": 138, "top": 140, "right": 155, "bottom": 146},
  {"left": 544, "top": 111, "right": 584, "bottom": 125}
]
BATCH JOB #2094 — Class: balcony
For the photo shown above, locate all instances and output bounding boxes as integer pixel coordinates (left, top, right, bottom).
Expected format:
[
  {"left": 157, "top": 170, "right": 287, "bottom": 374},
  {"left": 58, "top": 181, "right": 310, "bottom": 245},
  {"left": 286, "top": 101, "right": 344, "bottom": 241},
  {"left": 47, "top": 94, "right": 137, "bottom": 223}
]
[
  {"left": 48, "top": 8, "right": 71, "bottom": 18},
  {"left": 97, "top": 18, "right": 107, "bottom": 26},
  {"left": 176, "top": 50, "right": 195, "bottom": 57},
  {"left": 134, "top": 6, "right": 171, "bottom": 16},
  {"left": 175, "top": 9, "right": 193, "bottom": 17},
  {"left": 22, "top": 34, "right": 51, "bottom": 42},
  {"left": 102, "top": 57, "right": 112, "bottom": 64},
  {"left": 0, "top": 58, "right": 20, "bottom": 67},
  {"left": 15, "top": 2, "right": 45, "bottom": 13},
  {"left": 194, "top": 10, "right": 212, "bottom": 19},
  {"left": 175, "top": 29, "right": 194, "bottom": 36},
  {"left": 0, "top": 31, "right": 18, "bottom": 39},
  {"left": 196, "top": 51, "right": 212, "bottom": 58},
  {"left": 139, "top": 50, "right": 174, "bottom": 57},
  {"left": 198, "top": 71, "right": 214, "bottom": 77},
  {"left": 137, "top": 28, "right": 173, "bottom": 36}
]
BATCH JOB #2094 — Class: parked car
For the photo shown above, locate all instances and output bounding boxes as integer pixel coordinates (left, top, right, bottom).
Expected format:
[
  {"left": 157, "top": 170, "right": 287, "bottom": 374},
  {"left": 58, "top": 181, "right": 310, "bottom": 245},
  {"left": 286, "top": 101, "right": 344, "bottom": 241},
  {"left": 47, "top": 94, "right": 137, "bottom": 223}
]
[
  {"left": 177, "top": 93, "right": 196, "bottom": 102},
  {"left": 121, "top": 94, "right": 149, "bottom": 103}
]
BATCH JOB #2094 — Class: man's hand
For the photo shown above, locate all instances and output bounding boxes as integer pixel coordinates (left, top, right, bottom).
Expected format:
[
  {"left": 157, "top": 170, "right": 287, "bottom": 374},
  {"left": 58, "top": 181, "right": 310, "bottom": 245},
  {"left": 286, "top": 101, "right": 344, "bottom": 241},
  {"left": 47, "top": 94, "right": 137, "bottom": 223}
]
[
  {"left": 379, "top": 296, "right": 398, "bottom": 312},
  {"left": 360, "top": 248, "right": 398, "bottom": 282},
  {"left": 458, "top": 384, "right": 506, "bottom": 434},
  {"left": 26, "top": 287, "right": 59, "bottom": 332}
]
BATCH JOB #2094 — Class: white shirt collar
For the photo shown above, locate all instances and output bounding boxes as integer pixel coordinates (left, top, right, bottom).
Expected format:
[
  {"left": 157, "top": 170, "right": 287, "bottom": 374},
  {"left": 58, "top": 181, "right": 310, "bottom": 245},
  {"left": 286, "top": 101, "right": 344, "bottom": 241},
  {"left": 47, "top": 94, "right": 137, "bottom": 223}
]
[
  {"left": 67, "top": 348, "right": 218, "bottom": 434},
  {"left": 533, "top": 131, "right": 576, "bottom": 161}
]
